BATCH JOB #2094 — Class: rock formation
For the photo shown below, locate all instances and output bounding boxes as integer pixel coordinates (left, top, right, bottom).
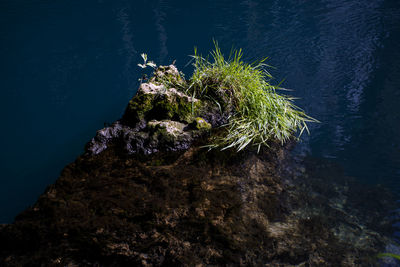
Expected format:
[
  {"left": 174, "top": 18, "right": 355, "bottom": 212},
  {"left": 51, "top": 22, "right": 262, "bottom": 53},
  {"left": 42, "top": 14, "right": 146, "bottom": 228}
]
[{"left": 0, "top": 65, "right": 395, "bottom": 266}]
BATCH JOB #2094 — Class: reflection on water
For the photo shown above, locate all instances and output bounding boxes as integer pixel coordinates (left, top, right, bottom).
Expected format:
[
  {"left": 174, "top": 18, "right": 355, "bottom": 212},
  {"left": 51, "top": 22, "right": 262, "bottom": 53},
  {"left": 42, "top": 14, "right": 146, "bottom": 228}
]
[
  {"left": 117, "top": 4, "right": 138, "bottom": 96},
  {"left": 0, "top": 0, "right": 400, "bottom": 251},
  {"left": 154, "top": 0, "right": 169, "bottom": 63}
]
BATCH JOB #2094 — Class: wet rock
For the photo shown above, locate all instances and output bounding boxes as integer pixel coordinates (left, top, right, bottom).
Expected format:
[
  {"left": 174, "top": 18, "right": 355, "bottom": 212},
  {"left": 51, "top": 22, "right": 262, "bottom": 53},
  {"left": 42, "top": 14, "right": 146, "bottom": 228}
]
[{"left": 122, "top": 82, "right": 201, "bottom": 126}]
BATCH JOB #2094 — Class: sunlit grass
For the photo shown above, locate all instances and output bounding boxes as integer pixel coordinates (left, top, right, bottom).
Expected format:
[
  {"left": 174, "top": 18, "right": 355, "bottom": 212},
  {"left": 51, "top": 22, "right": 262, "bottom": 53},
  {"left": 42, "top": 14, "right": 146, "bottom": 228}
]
[
  {"left": 187, "top": 42, "right": 317, "bottom": 152},
  {"left": 151, "top": 42, "right": 317, "bottom": 151}
]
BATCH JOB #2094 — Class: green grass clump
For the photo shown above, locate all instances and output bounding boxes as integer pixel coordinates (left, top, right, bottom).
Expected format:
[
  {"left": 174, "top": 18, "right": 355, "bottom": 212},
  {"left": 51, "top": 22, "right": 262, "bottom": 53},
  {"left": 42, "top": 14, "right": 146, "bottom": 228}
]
[{"left": 185, "top": 43, "right": 316, "bottom": 152}]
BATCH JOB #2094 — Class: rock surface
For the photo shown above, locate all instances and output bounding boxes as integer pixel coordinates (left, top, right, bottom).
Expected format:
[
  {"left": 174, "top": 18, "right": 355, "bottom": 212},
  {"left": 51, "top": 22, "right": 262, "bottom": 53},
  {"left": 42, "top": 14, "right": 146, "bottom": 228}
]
[
  {"left": 85, "top": 65, "right": 226, "bottom": 156},
  {"left": 0, "top": 65, "right": 396, "bottom": 266}
]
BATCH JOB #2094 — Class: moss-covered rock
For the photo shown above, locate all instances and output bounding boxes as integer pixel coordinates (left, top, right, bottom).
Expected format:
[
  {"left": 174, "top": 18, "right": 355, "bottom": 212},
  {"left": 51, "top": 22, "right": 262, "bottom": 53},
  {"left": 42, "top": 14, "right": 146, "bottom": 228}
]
[
  {"left": 191, "top": 117, "right": 212, "bottom": 131},
  {"left": 148, "top": 120, "right": 188, "bottom": 144},
  {"left": 88, "top": 65, "right": 215, "bottom": 156},
  {"left": 123, "top": 92, "right": 155, "bottom": 125},
  {"left": 151, "top": 87, "right": 201, "bottom": 123},
  {"left": 122, "top": 80, "right": 201, "bottom": 126}
]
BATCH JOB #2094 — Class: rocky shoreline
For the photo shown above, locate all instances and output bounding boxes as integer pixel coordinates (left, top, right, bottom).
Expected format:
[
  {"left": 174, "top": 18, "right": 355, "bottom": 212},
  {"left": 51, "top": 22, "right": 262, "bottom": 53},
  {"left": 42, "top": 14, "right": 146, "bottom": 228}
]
[{"left": 0, "top": 65, "right": 396, "bottom": 266}]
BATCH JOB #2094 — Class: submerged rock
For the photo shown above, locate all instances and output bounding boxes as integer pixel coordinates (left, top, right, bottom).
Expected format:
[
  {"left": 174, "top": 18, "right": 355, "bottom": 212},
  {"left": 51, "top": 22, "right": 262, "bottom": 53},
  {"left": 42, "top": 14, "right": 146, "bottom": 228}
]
[{"left": 0, "top": 65, "right": 396, "bottom": 266}]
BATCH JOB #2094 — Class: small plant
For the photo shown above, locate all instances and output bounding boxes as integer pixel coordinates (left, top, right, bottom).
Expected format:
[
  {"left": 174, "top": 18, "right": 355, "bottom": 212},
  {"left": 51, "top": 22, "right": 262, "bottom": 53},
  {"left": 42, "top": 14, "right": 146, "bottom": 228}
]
[
  {"left": 137, "top": 53, "right": 157, "bottom": 84},
  {"left": 187, "top": 42, "right": 317, "bottom": 152},
  {"left": 137, "top": 53, "right": 157, "bottom": 69}
]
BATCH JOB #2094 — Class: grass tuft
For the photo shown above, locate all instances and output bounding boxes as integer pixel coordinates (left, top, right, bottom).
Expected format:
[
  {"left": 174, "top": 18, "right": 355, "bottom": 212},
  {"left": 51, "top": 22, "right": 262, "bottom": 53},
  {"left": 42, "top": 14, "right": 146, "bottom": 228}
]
[
  {"left": 187, "top": 42, "right": 317, "bottom": 152},
  {"left": 152, "top": 42, "right": 317, "bottom": 152}
]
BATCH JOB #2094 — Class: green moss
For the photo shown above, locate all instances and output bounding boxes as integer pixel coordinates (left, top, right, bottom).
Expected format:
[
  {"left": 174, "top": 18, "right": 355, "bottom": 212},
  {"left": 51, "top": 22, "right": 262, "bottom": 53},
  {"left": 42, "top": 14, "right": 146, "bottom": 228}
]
[
  {"left": 148, "top": 120, "right": 186, "bottom": 143},
  {"left": 153, "top": 93, "right": 201, "bottom": 123},
  {"left": 192, "top": 117, "right": 211, "bottom": 131},
  {"left": 123, "top": 85, "right": 201, "bottom": 125},
  {"left": 123, "top": 93, "right": 155, "bottom": 124}
]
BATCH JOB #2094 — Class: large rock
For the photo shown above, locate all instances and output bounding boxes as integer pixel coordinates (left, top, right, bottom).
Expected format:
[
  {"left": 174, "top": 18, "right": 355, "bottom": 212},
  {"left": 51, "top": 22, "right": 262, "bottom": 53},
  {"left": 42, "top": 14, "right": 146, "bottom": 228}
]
[{"left": 0, "top": 65, "right": 396, "bottom": 266}]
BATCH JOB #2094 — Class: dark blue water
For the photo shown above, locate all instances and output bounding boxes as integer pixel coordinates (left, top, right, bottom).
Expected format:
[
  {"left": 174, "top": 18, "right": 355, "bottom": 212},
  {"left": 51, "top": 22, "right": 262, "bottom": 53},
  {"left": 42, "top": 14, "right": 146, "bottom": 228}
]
[{"left": 1, "top": 0, "right": 399, "bottom": 226}]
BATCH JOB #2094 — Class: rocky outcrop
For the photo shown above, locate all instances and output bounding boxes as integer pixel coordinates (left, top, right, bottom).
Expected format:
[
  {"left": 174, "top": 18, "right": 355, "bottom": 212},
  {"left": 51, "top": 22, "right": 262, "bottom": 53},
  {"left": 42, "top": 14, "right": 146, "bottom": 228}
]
[
  {"left": 86, "top": 65, "right": 219, "bottom": 156},
  {"left": 0, "top": 65, "right": 396, "bottom": 266}
]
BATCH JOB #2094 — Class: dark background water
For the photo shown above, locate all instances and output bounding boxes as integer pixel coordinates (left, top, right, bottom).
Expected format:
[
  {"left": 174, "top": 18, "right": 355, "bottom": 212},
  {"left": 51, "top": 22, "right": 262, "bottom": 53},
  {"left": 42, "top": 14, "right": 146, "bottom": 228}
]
[{"left": 1, "top": 0, "right": 399, "bottom": 224}]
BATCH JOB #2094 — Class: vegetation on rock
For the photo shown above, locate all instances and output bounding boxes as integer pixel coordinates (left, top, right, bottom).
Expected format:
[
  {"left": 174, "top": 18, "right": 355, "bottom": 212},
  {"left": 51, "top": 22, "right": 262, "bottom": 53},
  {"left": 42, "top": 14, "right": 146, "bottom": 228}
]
[
  {"left": 160, "top": 43, "right": 317, "bottom": 152},
  {"left": 88, "top": 44, "right": 317, "bottom": 156},
  {"left": 88, "top": 65, "right": 205, "bottom": 156}
]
